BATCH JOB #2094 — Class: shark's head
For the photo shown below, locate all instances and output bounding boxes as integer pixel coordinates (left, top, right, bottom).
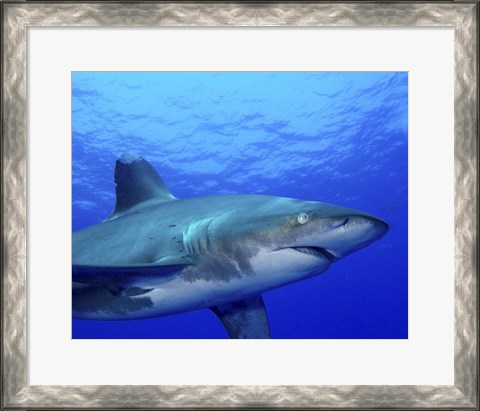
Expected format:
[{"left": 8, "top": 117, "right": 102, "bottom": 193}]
[{"left": 208, "top": 196, "right": 388, "bottom": 289}]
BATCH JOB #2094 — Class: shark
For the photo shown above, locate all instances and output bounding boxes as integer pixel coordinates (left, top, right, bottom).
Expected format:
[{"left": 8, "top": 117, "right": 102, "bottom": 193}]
[{"left": 72, "top": 155, "right": 388, "bottom": 338}]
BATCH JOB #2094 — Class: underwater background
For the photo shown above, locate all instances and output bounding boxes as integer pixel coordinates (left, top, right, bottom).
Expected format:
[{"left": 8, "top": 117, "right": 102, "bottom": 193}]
[{"left": 72, "top": 72, "right": 408, "bottom": 339}]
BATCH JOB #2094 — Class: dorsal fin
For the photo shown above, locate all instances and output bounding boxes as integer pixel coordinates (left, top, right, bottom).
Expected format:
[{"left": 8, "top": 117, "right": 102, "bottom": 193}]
[{"left": 106, "top": 154, "right": 175, "bottom": 220}]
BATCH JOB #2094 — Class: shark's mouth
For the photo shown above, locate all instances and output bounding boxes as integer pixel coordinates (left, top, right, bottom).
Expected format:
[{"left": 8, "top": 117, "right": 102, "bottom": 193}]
[{"left": 292, "top": 246, "right": 337, "bottom": 262}]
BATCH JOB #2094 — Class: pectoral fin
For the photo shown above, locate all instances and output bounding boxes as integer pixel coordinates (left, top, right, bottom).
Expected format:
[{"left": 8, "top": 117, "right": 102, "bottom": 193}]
[{"left": 210, "top": 295, "right": 271, "bottom": 339}]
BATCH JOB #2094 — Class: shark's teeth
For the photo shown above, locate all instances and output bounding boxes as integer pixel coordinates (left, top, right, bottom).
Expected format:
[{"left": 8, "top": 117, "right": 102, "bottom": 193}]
[
  {"left": 294, "top": 247, "right": 323, "bottom": 257},
  {"left": 293, "top": 247, "right": 336, "bottom": 261}
]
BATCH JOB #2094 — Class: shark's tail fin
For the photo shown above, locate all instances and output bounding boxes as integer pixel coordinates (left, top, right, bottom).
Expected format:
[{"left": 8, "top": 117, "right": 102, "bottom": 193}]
[{"left": 106, "top": 154, "right": 176, "bottom": 221}]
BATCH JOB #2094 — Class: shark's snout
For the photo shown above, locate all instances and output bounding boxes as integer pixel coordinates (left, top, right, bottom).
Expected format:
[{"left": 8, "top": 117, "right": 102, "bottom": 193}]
[
  {"left": 371, "top": 217, "right": 389, "bottom": 238},
  {"left": 320, "top": 214, "right": 389, "bottom": 259}
]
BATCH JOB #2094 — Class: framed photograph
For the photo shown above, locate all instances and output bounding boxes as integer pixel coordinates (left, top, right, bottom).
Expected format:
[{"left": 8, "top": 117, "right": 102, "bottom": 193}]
[
  {"left": 70, "top": 70, "right": 405, "bottom": 340},
  {"left": 2, "top": 1, "right": 478, "bottom": 409}
]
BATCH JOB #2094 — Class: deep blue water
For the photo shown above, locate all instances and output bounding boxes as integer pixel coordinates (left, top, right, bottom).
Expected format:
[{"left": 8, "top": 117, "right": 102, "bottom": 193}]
[{"left": 72, "top": 72, "right": 408, "bottom": 339}]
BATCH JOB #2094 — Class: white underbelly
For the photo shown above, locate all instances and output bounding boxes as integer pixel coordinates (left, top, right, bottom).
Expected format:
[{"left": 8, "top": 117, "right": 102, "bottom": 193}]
[{"left": 72, "top": 250, "right": 331, "bottom": 321}]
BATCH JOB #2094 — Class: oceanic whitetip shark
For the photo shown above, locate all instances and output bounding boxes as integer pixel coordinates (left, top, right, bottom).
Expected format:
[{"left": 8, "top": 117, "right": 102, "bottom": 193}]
[{"left": 72, "top": 155, "right": 388, "bottom": 338}]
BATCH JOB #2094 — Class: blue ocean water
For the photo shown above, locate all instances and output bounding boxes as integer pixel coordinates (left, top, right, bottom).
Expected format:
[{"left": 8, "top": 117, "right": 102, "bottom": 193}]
[{"left": 72, "top": 72, "right": 408, "bottom": 339}]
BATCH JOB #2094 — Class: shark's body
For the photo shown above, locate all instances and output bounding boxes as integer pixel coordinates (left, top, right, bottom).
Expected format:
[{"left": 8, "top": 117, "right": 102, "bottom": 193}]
[{"left": 73, "top": 156, "right": 388, "bottom": 338}]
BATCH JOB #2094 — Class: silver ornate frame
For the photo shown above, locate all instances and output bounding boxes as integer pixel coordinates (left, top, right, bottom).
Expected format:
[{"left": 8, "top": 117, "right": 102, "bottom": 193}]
[{"left": 1, "top": 1, "right": 478, "bottom": 409}]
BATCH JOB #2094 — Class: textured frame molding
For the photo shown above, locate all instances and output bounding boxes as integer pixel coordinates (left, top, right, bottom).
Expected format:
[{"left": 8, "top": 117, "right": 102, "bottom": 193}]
[{"left": 1, "top": 1, "right": 478, "bottom": 409}]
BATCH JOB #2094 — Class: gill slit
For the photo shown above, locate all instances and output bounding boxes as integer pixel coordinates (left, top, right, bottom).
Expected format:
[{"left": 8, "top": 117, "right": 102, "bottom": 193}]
[{"left": 183, "top": 217, "right": 214, "bottom": 257}]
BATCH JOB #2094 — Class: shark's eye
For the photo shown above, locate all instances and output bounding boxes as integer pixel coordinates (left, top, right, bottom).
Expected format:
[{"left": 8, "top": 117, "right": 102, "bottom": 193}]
[{"left": 297, "top": 212, "right": 309, "bottom": 224}]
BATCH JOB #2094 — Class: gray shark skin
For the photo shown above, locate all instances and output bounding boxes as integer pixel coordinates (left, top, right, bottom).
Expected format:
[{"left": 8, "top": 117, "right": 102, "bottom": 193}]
[{"left": 72, "top": 155, "right": 388, "bottom": 338}]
